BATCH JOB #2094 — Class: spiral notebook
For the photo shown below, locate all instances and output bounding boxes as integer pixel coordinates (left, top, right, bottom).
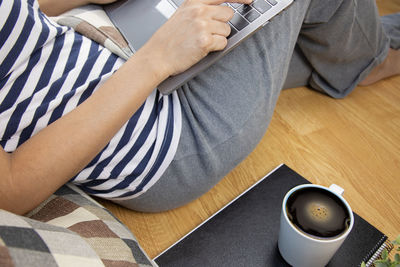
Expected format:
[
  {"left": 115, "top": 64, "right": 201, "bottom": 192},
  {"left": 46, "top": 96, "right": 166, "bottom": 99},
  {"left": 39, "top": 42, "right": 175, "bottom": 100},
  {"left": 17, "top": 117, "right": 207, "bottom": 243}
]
[{"left": 154, "top": 164, "right": 393, "bottom": 267}]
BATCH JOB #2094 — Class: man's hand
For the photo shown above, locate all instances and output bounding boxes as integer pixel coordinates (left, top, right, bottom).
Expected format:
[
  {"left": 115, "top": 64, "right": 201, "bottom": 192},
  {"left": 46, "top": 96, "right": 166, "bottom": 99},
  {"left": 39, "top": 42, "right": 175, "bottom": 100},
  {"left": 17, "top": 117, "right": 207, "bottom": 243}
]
[{"left": 138, "top": 0, "right": 253, "bottom": 77}]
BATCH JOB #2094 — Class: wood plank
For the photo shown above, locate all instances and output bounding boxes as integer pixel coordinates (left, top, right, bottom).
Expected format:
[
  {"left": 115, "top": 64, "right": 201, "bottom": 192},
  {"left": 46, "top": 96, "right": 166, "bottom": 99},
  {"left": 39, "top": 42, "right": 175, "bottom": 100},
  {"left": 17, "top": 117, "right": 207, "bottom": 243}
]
[{"left": 376, "top": 0, "right": 400, "bottom": 15}]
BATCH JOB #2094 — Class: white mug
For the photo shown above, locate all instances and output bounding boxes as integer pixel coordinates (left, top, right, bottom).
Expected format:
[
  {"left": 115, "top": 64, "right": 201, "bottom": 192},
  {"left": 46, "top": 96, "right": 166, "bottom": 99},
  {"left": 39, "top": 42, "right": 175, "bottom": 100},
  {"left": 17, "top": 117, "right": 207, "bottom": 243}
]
[{"left": 278, "top": 184, "right": 354, "bottom": 267}]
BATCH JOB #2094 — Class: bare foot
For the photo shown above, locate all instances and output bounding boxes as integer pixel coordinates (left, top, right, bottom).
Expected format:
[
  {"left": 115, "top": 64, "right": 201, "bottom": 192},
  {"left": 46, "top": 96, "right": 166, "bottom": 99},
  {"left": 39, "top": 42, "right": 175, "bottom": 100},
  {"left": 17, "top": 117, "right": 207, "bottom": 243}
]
[{"left": 359, "top": 48, "right": 400, "bottom": 86}]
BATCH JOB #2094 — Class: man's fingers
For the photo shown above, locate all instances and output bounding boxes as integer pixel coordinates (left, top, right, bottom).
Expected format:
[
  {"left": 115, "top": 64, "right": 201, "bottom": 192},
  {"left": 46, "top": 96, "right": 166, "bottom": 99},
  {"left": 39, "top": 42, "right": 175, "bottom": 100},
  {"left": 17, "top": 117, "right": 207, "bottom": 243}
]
[
  {"left": 207, "top": 20, "right": 232, "bottom": 36},
  {"left": 210, "top": 34, "right": 228, "bottom": 51},
  {"left": 200, "top": 0, "right": 253, "bottom": 5},
  {"left": 199, "top": 1, "right": 254, "bottom": 22},
  {"left": 223, "top": 0, "right": 253, "bottom": 4},
  {"left": 206, "top": 21, "right": 231, "bottom": 51},
  {"left": 208, "top": 5, "right": 235, "bottom": 22}
]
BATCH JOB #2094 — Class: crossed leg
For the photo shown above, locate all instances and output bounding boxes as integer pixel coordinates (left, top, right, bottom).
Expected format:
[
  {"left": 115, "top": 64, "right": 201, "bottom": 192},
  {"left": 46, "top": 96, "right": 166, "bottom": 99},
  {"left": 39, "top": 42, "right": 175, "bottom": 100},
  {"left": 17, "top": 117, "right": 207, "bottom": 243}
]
[{"left": 114, "top": 0, "right": 392, "bottom": 212}]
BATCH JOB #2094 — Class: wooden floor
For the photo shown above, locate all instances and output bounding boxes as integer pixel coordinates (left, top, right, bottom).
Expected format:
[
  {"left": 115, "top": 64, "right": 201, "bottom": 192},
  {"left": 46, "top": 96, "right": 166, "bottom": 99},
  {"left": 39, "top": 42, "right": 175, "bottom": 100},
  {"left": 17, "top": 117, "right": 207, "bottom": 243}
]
[{"left": 100, "top": 1, "right": 400, "bottom": 259}]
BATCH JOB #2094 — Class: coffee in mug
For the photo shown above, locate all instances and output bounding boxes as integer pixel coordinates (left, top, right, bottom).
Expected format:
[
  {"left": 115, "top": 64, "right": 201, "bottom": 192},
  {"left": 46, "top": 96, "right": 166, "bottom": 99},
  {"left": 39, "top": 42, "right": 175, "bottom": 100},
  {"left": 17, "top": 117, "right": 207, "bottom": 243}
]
[
  {"left": 278, "top": 184, "right": 354, "bottom": 267},
  {"left": 286, "top": 187, "right": 351, "bottom": 239}
]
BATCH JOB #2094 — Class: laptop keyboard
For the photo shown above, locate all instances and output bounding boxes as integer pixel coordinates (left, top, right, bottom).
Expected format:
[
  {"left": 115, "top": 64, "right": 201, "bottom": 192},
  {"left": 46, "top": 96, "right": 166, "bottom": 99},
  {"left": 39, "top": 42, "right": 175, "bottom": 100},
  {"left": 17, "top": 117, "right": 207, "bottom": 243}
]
[
  {"left": 169, "top": 0, "right": 277, "bottom": 38},
  {"left": 226, "top": 0, "right": 277, "bottom": 38}
]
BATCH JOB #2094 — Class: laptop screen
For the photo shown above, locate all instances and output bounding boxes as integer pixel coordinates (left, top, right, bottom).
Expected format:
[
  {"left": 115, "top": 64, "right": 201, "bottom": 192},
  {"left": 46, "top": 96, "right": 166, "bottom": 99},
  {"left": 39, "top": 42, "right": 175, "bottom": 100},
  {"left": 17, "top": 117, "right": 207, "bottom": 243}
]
[{"left": 105, "top": 0, "right": 177, "bottom": 51}]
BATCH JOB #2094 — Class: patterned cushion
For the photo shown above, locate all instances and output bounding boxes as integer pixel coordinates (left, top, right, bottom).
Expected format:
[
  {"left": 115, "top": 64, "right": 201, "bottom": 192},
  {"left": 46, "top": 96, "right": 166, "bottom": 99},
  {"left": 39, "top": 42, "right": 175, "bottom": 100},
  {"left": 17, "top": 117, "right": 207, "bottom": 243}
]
[
  {"left": 0, "top": 183, "right": 155, "bottom": 267},
  {"left": 52, "top": 4, "right": 134, "bottom": 60}
]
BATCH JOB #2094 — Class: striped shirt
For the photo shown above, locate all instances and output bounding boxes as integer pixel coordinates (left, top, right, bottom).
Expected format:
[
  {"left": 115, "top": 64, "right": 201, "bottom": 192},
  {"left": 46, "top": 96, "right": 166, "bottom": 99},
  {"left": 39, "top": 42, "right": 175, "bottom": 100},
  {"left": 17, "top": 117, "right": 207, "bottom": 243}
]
[{"left": 0, "top": 0, "right": 182, "bottom": 200}]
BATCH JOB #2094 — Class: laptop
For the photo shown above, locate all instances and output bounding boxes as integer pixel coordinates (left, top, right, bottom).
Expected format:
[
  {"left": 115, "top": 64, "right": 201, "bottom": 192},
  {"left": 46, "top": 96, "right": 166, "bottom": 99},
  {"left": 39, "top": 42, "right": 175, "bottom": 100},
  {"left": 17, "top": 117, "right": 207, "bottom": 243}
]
[{"left": 104, "top": 0, "right": 293, "bottom": 95}]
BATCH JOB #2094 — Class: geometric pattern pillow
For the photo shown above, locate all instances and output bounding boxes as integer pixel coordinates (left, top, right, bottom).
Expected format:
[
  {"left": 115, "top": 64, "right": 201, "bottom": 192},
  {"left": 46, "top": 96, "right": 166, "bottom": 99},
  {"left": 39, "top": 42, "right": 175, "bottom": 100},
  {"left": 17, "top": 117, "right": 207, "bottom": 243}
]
[
  {"left": 0, "top": 183, "right": 155, "bottom": 267},
  {"left": 52, "top": 4, "right": 134, "bottom": 60}
]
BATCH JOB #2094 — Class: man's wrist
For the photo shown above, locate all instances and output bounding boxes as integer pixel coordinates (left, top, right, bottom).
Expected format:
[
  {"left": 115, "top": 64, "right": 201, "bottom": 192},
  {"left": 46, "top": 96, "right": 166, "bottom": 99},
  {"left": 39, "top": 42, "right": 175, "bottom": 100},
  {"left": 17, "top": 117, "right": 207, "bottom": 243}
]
[{"left": 134, "top": 45, "right": 173, "bottom": 83}]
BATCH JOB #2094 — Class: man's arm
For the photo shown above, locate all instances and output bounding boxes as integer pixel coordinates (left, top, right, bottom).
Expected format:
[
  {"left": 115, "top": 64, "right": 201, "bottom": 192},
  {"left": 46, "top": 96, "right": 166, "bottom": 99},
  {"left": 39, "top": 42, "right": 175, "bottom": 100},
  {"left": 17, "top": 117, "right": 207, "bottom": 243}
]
[
  {"left": 0, "top": 0, "right": 252, "bottom": 215},
  {"left": 0, "top": 46, "right": 168, "bottom": 215}
]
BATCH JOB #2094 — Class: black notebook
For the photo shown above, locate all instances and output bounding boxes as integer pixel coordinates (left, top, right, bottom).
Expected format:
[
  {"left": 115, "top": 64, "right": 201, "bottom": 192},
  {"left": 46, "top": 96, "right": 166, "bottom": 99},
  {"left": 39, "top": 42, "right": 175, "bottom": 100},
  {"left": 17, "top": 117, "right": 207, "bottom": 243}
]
[{"left": 154, "top": 164, "right": 393, "bottom": 267}]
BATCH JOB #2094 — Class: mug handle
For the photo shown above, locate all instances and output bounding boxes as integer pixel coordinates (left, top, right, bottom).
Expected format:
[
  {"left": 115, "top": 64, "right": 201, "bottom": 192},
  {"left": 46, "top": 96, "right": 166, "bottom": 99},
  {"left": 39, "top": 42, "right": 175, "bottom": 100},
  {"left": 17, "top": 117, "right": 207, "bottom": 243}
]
[{"left": 329, "top": 184, "right": 345, "bottom": 196}]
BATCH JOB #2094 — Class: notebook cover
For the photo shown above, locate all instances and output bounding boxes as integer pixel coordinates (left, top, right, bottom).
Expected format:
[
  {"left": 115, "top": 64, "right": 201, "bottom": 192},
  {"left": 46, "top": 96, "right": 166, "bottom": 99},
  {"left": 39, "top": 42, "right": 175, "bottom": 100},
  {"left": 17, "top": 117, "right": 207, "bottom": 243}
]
[{"left": 154, "top": 164, "right": 387, "bottom": 267}]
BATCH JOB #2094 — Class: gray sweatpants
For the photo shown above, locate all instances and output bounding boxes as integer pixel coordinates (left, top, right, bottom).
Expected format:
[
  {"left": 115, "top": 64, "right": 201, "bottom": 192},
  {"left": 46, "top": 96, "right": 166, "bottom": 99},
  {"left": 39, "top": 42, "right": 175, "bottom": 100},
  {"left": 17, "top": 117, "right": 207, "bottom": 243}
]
[{"left": 115, "top": 0, "right": 393, "bottom": 212}]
